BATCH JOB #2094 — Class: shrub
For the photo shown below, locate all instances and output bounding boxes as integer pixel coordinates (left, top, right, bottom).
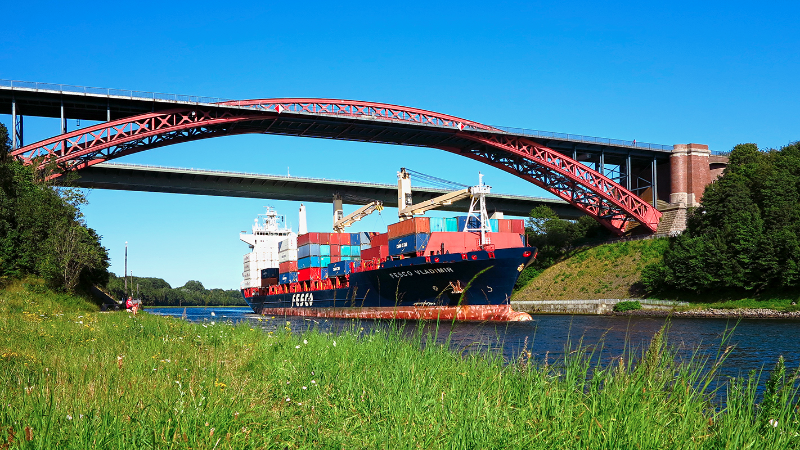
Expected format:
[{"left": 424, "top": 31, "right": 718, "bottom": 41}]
[{"left": 614, "top": 300, "right": 642, "bottom": 312}]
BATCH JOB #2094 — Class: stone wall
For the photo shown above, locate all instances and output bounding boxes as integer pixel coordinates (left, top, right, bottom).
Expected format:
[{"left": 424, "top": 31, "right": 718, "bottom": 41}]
[{"left": 511, "top": 299, "right": 688, "bottom": 315}]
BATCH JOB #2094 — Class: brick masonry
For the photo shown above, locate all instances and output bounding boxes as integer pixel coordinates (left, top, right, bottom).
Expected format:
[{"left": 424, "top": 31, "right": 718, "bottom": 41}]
[{"left": 664, "top": 143, "right": 728, "bottom": 233}]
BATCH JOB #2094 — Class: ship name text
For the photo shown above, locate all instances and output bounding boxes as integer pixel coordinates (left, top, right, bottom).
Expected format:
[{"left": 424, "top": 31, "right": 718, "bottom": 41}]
[{"left": 389, "top": 267, "right": 455, "bottom": 279}]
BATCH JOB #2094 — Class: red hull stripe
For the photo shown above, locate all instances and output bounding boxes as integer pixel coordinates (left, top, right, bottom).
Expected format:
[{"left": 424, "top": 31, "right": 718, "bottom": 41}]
[{"left": 258, "top": 305, "right": 532, "bottom": 322}]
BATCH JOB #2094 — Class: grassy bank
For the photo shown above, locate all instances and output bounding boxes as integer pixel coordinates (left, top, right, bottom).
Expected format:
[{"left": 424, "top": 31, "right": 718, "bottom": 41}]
[
  {"left": 1, "top": 279, "right": 799, "bottom": 448},
  {"left": 515, "top": 239, "right": 668, "bottom": 301}
]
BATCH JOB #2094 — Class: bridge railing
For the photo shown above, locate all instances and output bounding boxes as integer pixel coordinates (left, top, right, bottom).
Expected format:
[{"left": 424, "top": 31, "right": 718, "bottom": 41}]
[
  {"left": 492, "top": 125, "right": 673, "bottom": 151},
  {"left": 1, "top": 78, "right": 674, "bottom": 151}
]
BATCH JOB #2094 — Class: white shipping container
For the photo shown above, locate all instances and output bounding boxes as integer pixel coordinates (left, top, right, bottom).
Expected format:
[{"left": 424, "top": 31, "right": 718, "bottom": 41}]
[{"left": 279, "top": 249, "right": 298, "bottom": 263}]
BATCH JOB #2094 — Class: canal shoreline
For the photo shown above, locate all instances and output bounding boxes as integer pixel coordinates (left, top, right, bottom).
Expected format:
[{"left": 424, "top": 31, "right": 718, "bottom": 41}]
[{"left": 512, "top": 299, "right": 800, "bottom": 319}]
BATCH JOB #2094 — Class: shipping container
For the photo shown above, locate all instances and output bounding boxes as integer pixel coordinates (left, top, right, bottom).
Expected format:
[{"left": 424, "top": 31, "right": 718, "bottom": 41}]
[
  {"left": 425, "top": 232, "right": 479, "bottom": 255},
  {"left": 445, "top": 217, "right": 458, "bottom": 232},
  {"left": 486, "top": 232, "right": 525, "bottom": 249},
  {"left": 298, "top": 256, "right": 322, "bottom": 269},
  {"left": 361, "top": 245, "right": 388, "bottom": 261},
  {"left": 297, "top": 244, "right": 321, "bottom": 259},
  {"left": 350, "top": 233, "right": 360, "bottom": 245},
  {"left": 321, "top": 256, "right": 331, "bottom": 267},
  {"left": 279, "top": 261, "right": 298, "bottom": 273},
  {"left": 341, "top": 245, "right": 351, "bottom": 257},
  {"left": 297, "top": 232, "right": 318, "bottom": 247},
  {"left": 298, "top": 268, "right": 321, "bottom": 282},
  {"left": 360, "top": 232, "right": 372, "bottom": 244},
  {"left": 329, "top": 233, "right": 340, "bottom": 246},
  {"left": 320, "top": 267, "right": 328, "bottom": 280},
  {"left": 497, "top": 219, "right": 512, "bottom": 233},
  {"left": 360, "top": 243, "right": 370, "bottom": 250},
  {"left": 279, "top": 272, "right": 299, "bottom": 285},
  {"left": 278, "top": 235, "right": 297, "bottom": 251},
  {"left": 430, "top": 217, "right": 446, "bottom": 232},
  {"left": 318, "top": 233, "right": 331, "bottom": 245},
  {"left": 278, "top": 249, "right": 298, "bottom": 263},
  {"left": 327, "top": 260, "right": 351, "bottom": 276},
  {"left": 511, "top": 219, "right": 525, "bottom": 234},
  {"left": 388, "top": 217, "right": 430, "bottom": 239},
  {"left": 320, "top": 245, "right": 330, "bottom": 256},
  {"left": 371, "top": 233, "right": 389, "bottom": 247},
  {"left": 261, "top": 277, "right": 278, "bottom": 287},
  {"left": 330, "top": 245, "right": 340, "bottom": 257},
  {"left": 330, "top": 256, "right": 341, "bottom": 264},
  {"left": 261, "top": 268, "right": 279, "bottom": 279},
  {"left": 338, "top": 232, "right": 351, "bottom": 245},
  {"left": 351, "top": 245, "right": 361, "bottom": 256},
  {"left": 389, "top": 233, "right": 430, "bottom": 256}
]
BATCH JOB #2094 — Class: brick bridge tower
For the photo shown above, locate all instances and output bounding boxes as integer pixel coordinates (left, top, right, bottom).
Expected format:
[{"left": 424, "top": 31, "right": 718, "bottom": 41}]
[{"left": 657, "top": 143, "right": 728, "bottom": 234}]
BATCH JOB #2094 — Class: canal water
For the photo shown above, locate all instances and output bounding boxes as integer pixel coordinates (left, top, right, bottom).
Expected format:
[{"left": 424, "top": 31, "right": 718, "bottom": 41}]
[{"left": 148, "top": 306, "right": 800, "bottom": 382}]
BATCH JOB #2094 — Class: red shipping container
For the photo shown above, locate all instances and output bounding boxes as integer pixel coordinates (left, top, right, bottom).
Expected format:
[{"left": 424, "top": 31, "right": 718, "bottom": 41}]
[
  {"left": 371, "top": 233, "right": 389, "bottom": 247},
  {"left": 330, "top": 256, "right": 341, "bottom": 263},
  {"left": 361, "top": 245, "right": 388, "bottom": 261},
  {"left": 298, "top": 267, "right": 321, "bottom": 282},
  {"left": 486, "top": 232, "right": 525, "bottom": 249},
  {"left": 279, "top": 261, "right": 298, "bottom": 273},
  {"left": 338, "top": 232, "right": 351, "bottom": 245},
  {"left": 330, "top": 245, "right": 340, "bottom": 257},
  {"left": 318, "top": 233, "right": 331, "bottom": 245},
  {"left": 298, "top": 232, "right": 318, "bottom": 246},
  {"left": 388, "top": 217, "right": 430, "bottom": 239},
  {"left": 330, "top": 233, "right": 342, "bottom": 245},
  {"left": 510, "top": 219, "right": 525, "bottom": 234},
  {"left": 261, "top": 277, "right": 278, "bottom": 287},
  {"left": 497, "top": 219, "right": 512, "bottom": 233}
]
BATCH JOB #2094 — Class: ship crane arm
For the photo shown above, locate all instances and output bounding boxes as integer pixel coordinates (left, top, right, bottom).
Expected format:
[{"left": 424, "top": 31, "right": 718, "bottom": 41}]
[
  {"left": 398, "top": 188, "right": 471, "bottom": 219},
  {"left": 333, "top": 201, "right": 384, "bottom": 232}
]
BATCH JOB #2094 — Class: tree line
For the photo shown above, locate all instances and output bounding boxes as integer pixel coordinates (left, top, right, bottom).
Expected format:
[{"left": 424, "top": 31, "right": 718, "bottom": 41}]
[
  {"left": 643, "top": 142, "right": 800, "bottom": 295},
  {"left": 106, "top": 275, "right": 245, "bottom": 306},
  {"left": 0, "top": 124, "right": 109, "bottom": 292}
]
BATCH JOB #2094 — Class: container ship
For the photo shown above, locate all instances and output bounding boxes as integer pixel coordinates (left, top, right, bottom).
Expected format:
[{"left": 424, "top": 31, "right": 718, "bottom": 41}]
[{"left": 239, "top": 170, "right": 536, "bottom": 322}]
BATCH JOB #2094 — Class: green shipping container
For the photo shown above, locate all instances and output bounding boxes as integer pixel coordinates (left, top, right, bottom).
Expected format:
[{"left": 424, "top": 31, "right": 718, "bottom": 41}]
[
  {"left": 321, "top": 256, "right": 331, "bottom": 267},
  {"left": 351, "top": 245, "right": 361, "bottom": 256},
  {"left": 430, "top": 217, "right": 446, "bottom": 232},
  {"left": 341, "top": 245, "right": 351, "bottom": 257},
  {"left": 445, "top": 217, "right": 458, "bottom": 232}
]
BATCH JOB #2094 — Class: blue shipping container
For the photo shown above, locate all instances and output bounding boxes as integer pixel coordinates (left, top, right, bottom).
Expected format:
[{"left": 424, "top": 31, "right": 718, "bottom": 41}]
[
  {"left": 430, "top": 217, "right": 446, "bottom": 232},
  {"left": 456, "top": 216, "right": 498, "bottom": 231},
  {"left": 298, "top": 256, "right": 322, "bottom": 269},
  {"left": 351, "top": 245, "right": 361, "bottom": 256},
  {"left": 490, "top": 219, "right": 499, "bottom": 232},
  {"left": 261, "top": 268, "right": 279, "bottom": 279},
  {"left": 389, "top": 233, "right": 430, "bottom": 256},
  {"left": 320, "top": 267, "right": 328, "bottom": 280},
  {"left": 351, "top": 233, "right": 361, "bottom": 246},
  {"left": 359, "top": 232, "right": 371, "bottom": 244},
  {"left": 321, "top": 256, "right": 331, "bottom": 267},
  {"left": 361, "top": 243, "right": 370, "bottom": 250},
  {"left": 341, "top": 245, "right": 351, "bottom": 257},
  {"left": 297, "top": 244, "right": 321, "bottom": 259},
  {"left": 279, "top": 272, "right": 299, "bottom": 285},
  {"left": 320, "top": 245, "right": 330, "bottom": 256},
  {"left": 327, "top": 260, "right": 351, "bottom": 276},
  {"left": 445, "top": 217, "right": 458, "bottom": 232}
]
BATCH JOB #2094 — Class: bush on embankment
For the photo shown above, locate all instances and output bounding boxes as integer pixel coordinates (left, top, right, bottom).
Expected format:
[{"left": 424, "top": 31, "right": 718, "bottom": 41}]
[
  {"left": 514, "top": 238, "right": 668, "bottom": 301},
  {"left": 2, "top": 280, "right": 799, "bottom": 448}
]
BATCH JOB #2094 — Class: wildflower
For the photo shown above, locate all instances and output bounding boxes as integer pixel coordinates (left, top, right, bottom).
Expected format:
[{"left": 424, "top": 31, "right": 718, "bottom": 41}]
[
  {"left": 769, "top": 419, "right": 779, "bottom": 428},
  {"left": 311, "top": 380, "right": 316, "bottom": 384},
  {"left": 205, "top": 422, "right": 209, "bottom": 427},
  {"left": 303, "top": 339, "right": 308, "bottom": 344},
  {"left": 298, "top": 402, "right": 302, "bottom": 406},
  {"left": 66, "top": 414, "right": 72, "bottom": 420},
  {"left": 295, "top": 345, "right": 301, "bottom": 349},
  {"left": 210, "top": 321, "right": 215, "bottom": 325},
  {"left": 302, "top": 386, "right": 307, "bottom": 390},
  {"left": 286, "top": 397, "right": 291, "bottom": 402},
  {"left": 333, "top": 341, "right": 337, "bottom": 347}
]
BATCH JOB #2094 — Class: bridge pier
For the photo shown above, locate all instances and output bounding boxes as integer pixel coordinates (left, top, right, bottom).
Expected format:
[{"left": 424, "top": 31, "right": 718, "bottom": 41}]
[
  {"left": 11, "top": 96, "right": 23, "bottom": 149},
  {"left": 657, "top": 143, "right": 729, "bottom": 234}
]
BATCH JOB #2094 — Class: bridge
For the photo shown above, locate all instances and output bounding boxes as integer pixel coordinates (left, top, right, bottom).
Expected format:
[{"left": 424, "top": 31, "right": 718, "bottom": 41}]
[
  {"left": 1, "top": 79, "right": 726, "bottom": 235},
  {"left": 76, "top": 162, "right": 582, "bottom": 219}
]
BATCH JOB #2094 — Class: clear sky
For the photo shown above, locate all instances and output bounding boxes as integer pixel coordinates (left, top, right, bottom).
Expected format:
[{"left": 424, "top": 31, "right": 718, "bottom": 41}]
[{"left": 2, "top": 1, "right": 798, "bottom": 289}]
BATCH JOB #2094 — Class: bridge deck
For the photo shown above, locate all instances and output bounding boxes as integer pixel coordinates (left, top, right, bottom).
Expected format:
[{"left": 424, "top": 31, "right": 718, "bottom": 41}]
[{"left": 75, "top": 163, "right": 582, "bottom": 219}]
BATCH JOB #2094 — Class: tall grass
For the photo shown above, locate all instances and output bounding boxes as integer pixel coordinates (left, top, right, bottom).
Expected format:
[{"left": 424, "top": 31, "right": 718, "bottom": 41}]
[{"left": 1, "top": 278, "right": 798, "bottom": 448}]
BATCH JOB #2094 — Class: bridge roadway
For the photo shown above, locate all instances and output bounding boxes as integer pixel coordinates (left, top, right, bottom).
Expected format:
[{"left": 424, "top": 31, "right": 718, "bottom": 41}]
[
  {"left": 0, "top": 79, "right": 673, "bottom": 163},
  {"left": 75, "top": 163, "right": 581, "bottom": 219}
]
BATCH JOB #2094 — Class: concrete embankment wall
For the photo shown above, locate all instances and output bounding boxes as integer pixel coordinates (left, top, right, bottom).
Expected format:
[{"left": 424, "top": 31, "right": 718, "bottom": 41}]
[{"left": 511, "top": 299, "right": 688, "bottom": 315}]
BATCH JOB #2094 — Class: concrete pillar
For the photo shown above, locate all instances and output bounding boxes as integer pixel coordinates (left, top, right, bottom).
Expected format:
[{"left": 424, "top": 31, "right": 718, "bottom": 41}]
[{"left": 670, "top": 143, "right": 710, "bottom": 207}]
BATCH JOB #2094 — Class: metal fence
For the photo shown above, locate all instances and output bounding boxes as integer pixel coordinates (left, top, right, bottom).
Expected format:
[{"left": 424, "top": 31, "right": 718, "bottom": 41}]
[{"left": 1, "top": 78, "right": 674, "bottom": 151}]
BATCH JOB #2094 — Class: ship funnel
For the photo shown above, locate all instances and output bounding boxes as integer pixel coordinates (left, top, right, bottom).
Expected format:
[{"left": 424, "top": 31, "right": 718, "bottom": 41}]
[{"left": 299, "top": 204, "right": 307, "bottom": 234}]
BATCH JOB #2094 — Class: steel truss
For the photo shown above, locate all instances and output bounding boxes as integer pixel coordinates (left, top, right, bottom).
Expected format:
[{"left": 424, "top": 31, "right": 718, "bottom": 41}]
[{"left": 9, "top": 100, "right": 661, "bottom": 234}]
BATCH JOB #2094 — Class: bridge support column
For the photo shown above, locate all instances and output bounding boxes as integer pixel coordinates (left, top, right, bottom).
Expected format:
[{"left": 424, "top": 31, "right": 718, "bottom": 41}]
[
  {"left": 61, "top": 99, "right": 67, "bottom": 134},
  {"left": 11, "top": 97, "right": 23, "bottom": 149}
]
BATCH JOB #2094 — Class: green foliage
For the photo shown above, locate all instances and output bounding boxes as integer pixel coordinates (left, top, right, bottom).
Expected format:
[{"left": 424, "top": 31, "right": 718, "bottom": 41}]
[
  {"left": 0, "top": 124, "right": 108, "bottom": 291},
  {"left": 647, "top": 142, "right": 800, "bottom": 295},
  {"left": 523, "top": 205, "right": 613, "bottom": 274},
  {"left": 613, "top": 300, "right": 642, "bottom": 312},
  {"left": 105, "top": 273, "right": 244, "bottom": 306}
]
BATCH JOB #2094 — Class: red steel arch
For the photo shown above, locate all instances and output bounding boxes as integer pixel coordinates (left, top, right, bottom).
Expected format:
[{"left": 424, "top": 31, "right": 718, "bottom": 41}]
[{"left": 9, "top": 99, "right": 661, "bottom": 234}]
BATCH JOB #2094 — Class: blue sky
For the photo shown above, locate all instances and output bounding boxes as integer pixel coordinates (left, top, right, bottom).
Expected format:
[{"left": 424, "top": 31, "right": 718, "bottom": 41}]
[{"left": 2, "top": 1, "right": 798, "bottom": 289}]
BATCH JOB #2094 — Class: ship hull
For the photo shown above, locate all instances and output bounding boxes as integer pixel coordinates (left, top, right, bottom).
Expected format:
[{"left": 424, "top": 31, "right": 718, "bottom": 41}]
[{"left": 242, "top": 247, "right": 535, "bottom": 322}]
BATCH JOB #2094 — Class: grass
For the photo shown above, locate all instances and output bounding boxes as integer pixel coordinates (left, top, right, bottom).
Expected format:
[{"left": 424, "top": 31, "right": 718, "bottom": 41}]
[
  {"left": 514, "top": 239, "right": 668, "bottom": 301},
  {"left": 1, "top": 278, "right": 799, "bottom": 448}
]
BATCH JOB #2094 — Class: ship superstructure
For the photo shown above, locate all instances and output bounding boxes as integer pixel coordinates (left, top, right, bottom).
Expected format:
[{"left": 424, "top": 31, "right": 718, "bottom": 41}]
[{"left": 239, "top": 207, "right": 294, "bottom": 289}]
